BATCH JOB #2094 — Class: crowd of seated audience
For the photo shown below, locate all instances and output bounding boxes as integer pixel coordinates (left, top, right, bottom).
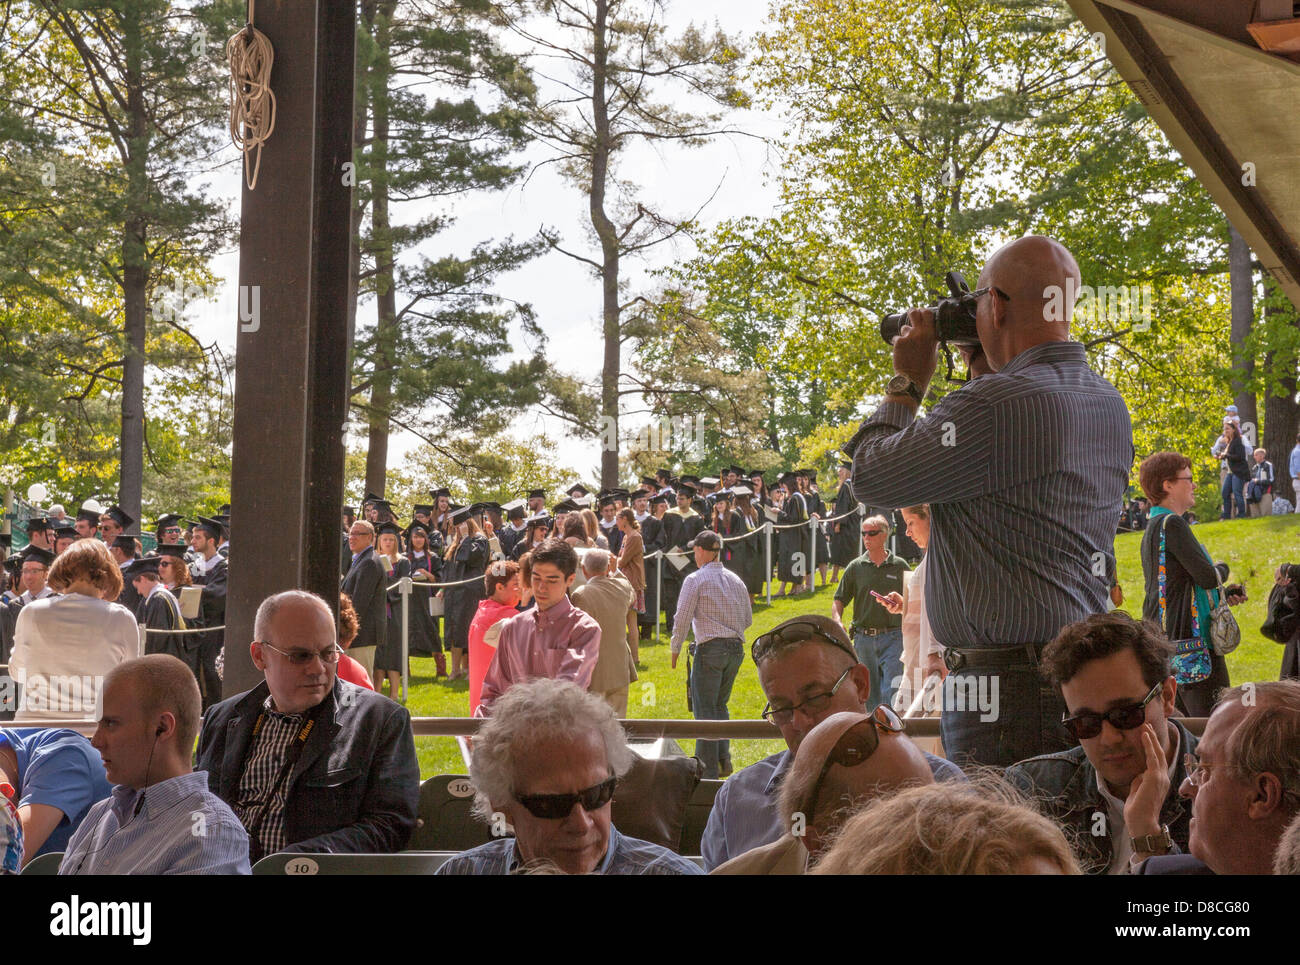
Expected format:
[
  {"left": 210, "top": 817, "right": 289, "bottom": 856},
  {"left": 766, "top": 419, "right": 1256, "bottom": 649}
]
[{"left": 4, "top": 588, "right": 1298, "bottom": 877}]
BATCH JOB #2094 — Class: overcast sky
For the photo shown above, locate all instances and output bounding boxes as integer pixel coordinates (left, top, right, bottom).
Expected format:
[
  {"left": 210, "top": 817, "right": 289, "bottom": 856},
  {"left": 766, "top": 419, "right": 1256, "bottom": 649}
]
[{"left": 189, "top": 1, "right": 785, "bottom": 484}]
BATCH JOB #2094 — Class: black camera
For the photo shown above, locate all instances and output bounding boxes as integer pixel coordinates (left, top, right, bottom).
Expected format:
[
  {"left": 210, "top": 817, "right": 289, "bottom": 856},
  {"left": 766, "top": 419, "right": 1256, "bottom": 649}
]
[{"left": 879, "top": 271, "right": 983, "bottom": 347}]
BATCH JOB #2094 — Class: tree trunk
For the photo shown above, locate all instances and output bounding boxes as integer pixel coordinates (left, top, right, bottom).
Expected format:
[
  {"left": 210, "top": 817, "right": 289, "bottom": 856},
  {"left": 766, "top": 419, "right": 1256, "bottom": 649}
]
[
  {"left": 119, "top": 9, "right": 147, "bottom": 525},
  {"left": 1228, "top": 223, "right": 1256, "bottom": 443},
  {"left": 364, "top": 2, "right": 398, "bottom": 497},
  {"left": 591, "top": 0, "right": 621, "bottom": 490},
  {"left": 1262, "top": 291, "right": 1300, "bottom": 508}
]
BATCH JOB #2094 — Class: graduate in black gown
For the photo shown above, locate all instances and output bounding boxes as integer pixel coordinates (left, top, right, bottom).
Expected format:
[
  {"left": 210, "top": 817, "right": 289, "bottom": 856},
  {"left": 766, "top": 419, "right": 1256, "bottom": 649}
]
[
  {"left": 374, "top": 521, "right": 411, "bottom": 698},
  {"left": 729, "top": 486, "right": 767, "bottom": 598},
  {"left": 775, "top": 472, "right": 811, "bottom": 596},
  {"left": 441, "top": 504, "right": 490, "bottom": 680},
  {"left": 829, "top": 461, "right": 862, "bottom": 581},
  {"left": 638, "top": 492, "right": 668, "bottom": 636},
  {"left": 660, "top": 484, "right": 705, "bottom": 634},
  {"left": 799, "top": 468, "right": 832, "bottom": 589},
  {"left": 130, "top": 557, "right": 201, "bottom": 683},
  {"left": 405, "top": 522, "right": 445, "bottom": 677}
]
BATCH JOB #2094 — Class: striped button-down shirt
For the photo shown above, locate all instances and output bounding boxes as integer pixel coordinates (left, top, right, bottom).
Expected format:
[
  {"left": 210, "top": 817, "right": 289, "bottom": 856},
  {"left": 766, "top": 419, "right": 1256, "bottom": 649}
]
[
  {"left": 59, "top": 771, "right": 250, "bottom": 874},
  {"left": 669, "top": 561, "right": 753, "bottom": 657},
  {"left": 851, "top": 341, "right": 1133, "bottom": 649},
  {"left": 232, "top": 697, "right": 306, "bottom": 856},
  {"left": 435, "top": 825, "right": 703, "bottom": 875}
]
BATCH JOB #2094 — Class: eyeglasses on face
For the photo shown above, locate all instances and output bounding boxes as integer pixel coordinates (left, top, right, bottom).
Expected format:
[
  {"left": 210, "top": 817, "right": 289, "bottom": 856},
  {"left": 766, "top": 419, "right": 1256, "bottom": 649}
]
[
  {"left": 515, "top": 775, "right": 617, "bottom": 820},
  {"left": 761, "top": 665, "right": 855, "bottom": 726},
  {"left": 1062, "top": 682, "right": 1162, "bottom": 741},
  {"left": 259, "top": 642, "right": 343, "bottom": 666},
  {"left": 805, "top": 705, "right": 905, "bottom": 826},
  {"left": 752, "top": 619, "right": 858, "bottom": 668}
]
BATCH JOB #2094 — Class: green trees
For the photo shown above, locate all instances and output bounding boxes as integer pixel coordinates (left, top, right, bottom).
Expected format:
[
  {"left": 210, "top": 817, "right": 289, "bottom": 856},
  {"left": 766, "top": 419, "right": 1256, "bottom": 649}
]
[{"left": 350, "top": 0, "right": 551, "bottom": 498}]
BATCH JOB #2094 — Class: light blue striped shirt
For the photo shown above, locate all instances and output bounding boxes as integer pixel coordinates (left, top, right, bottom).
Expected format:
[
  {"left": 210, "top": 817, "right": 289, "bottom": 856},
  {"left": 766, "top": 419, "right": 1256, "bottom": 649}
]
[
  {"left": 700, "top": 748, "right": 967, "bottom": 870},
  {"left": 436, "top": 825, "right": 703, "bottom": 875},
  {"left": 851, "top": 341, "right": 1133, "bottom": 649},
  {"left": 59, "top": 771, "right": 251, "bottom": 875}
]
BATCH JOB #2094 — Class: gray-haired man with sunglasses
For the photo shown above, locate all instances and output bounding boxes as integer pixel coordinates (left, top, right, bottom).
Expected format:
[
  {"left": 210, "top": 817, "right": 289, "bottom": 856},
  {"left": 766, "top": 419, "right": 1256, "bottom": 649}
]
[
  {"left": 1005, "top": 612, "right": 1197, "bottom": 874},
  {"left": 700, "top": 615, "right": 963, "bottom": 871},
  {"left": 196, "top": 590, "right": 420, "bottom": 861}
]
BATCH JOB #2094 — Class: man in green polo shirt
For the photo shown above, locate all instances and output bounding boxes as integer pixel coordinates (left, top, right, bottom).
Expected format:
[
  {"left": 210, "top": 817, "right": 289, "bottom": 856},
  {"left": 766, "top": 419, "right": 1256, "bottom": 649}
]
[{"left": 832, "top": 514, "right": 910, "bottom": 709}]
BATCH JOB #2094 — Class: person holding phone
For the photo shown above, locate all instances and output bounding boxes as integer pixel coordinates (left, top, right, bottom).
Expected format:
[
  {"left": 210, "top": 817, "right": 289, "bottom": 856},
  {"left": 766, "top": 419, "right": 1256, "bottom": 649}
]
[{"left": 831, "top": 515, "right": 910, "bottom": 709}]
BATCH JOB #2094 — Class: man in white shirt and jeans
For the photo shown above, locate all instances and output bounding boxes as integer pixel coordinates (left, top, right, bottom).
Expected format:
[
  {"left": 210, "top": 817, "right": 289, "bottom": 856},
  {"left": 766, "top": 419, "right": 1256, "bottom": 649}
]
[{"left": 671, "top": 530, "right": 753, "bottom": 778}]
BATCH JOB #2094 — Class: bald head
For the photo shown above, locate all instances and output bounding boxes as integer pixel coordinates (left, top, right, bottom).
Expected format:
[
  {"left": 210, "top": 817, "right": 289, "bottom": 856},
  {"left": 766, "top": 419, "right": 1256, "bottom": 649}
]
[
  {"left": 976, "top": 235, "right": 1079, "bottom": 371},
  {"left": 781, "top": 711, "right": 934, "bottom": 852},
  {"left": 106, "top": 654, "right": 203, "bottom": 750}
]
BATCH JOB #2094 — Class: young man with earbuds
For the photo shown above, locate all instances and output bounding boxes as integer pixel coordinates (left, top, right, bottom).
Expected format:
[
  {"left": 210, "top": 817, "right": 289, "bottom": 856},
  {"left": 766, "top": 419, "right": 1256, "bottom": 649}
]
[{"left": 60, "top": 655, "right": 251, "bottom": 874}]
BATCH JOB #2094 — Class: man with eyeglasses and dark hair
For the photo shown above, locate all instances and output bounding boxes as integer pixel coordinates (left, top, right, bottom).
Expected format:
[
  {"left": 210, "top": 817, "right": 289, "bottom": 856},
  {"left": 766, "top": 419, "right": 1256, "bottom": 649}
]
[
  {"left": 1006, "top": 611, "right": 1197, "bottom": 874},
  {"left": 1139, "top": 678, "right": 1300, "bottom": 875},
  {"left": 196, "top": 590, "right": 419, "bottom": 861},
  {"left": 700, "top": 614, "right": 963, "bottom": 871},
  {"left": 438, "top": 678, "right": 701, "bottom": 875}
]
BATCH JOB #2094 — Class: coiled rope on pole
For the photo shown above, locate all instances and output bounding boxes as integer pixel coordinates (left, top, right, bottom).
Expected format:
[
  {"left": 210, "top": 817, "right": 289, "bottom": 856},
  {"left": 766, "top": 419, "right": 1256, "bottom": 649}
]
[{"left": 226, "top": 1, "right": 276, "bottom": 190}]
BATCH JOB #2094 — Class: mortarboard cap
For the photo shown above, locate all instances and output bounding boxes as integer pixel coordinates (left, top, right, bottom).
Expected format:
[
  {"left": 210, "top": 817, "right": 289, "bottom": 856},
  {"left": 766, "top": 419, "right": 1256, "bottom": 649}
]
[
  {"left": 153, "top": 513, "right": 184, "bottom": 532},
  {"left": 649, "top": 492, "right": 669, "bottom": 506},
  {"left": 375, "top": 521, "right": 402, "bottom": 539},
  {"left": 676, "top": 483, "right": 697, "bottom": 497},
  {"left": 20, "top": 545, "right": 56, "bottom": 567},
  {"left": 430, "top": 487, "right": 451, "bottom": 500},
  {"left": 448, "top": 505, "right": 474, "bottom": 526},
  {"left": 501, "top": 498, "right": 527, "bottom": 517},
  {"left": 527, "top": 489, "right": 547, "bottom": 501},
  {"left": 193, "top": 516, "right": 224, "bottom": 540},
  {"left": 598, "top": 494, "right": 618, "bottom": 508},
  {"left": 25, "top": 516, "right": 53, "bottom": 534},
  {"left": 125, "top": 556, "right": 162, "bottom": 578},
  {"left": 103, "top": 505, "right": 134, "bottom": 529},
  {"left": 730, "top": 485, "right": 753, "bottom": 498},
  {"left": 525, "top": 512, "right": 552, "bottom": 527},
  {"left": 640, "top": 476, "right": 658, "bottom": 488},
  {"left": 728, "top": 465, "right": 745, "bottom": 477},
  {"left": 565, "top": 483, "right": 590, "bottom": 497},
  {"left": 113, "top": 534, "right": 140, "bottom": 553},
  {"left": 77, "top": 506, "right": 101, "bottom": 525},
  {"left": 699, "top": 477, "right": 720, "bottom": 488},
  {"left": 156, "top": 543, "right": 188, "bottom": 558}
]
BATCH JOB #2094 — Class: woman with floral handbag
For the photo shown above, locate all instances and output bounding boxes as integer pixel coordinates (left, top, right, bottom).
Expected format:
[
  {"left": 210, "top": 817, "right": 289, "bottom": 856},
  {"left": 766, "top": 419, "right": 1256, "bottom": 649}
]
[{"left": 1139, "top": 452, "right": 1247, "bottom": 716}]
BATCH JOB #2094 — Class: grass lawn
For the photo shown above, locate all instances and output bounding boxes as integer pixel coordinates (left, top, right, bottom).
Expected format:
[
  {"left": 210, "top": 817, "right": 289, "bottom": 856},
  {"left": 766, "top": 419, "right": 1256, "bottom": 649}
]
[{"left": 400, "top": 512, "right": 1299, "bottom": 779}]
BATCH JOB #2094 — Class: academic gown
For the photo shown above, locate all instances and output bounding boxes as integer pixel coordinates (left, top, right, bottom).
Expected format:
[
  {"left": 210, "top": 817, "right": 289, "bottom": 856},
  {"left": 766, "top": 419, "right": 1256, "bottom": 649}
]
[
  {"left": 377, "top": 556, "right": 407, "bottom": 673},
  {"left": 830, "top": 484, "right": 861, "bottom": 567},
  {"left": 141, "top": 586, "right": 201, "bottom": 680},
  {"left": 777, "top": 493, "right": 810, "bottom": 584},
  {"left": 406, "top": 549, "right": 442, "bottom": 656},
  {"left": 660, "top": 509, "right": 704, "bottom": 632},
  {"left": 442, "top": 535, "right": 489, "bottom": 652},
  {"left": 638, "top": 515, "right": 666, "bottom": 627},
  {"left": 192, "top": 557, "right": 228, "bottom": 710},
  {"left": 729, "top": 508, "right": 766, "bottom": 595},
  {"left": 806, "top": 489, "right": 831, "bottom": 569}
]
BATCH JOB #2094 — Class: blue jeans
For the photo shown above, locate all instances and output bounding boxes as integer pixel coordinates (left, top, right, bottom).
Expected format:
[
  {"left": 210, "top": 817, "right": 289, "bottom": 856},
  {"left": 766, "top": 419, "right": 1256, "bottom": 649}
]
[
  {"left": 939, "top": 667, "right": 1072, "bottom": 769},
  {"left": 1221, "top": 474, "right": 1246, "bottom": 519},
  {"left": 853, "top": 628, "right": 903, "bottom": 710},
  {"left": 689, "top": 637, "right": 744, "bottom": 778}
]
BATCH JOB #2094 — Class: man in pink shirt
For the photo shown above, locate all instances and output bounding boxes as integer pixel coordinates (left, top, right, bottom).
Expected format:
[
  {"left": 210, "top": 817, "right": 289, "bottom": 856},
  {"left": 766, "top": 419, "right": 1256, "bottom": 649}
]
[{"left": 476, "top": 540, "right": 601, "bottom": 717}]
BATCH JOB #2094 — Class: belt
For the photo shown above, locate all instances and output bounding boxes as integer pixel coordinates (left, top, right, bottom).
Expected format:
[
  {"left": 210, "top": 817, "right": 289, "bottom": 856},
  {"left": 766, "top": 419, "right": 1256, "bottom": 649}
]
[
  {"left": 853, "top": 627, "right": 896, "bottom": 636},
  {"left": 695, "top": 636, "right": 743, "bottom": 648},
  {"left": 943, "top": 641, "right": 1045, "bottom": 673}
]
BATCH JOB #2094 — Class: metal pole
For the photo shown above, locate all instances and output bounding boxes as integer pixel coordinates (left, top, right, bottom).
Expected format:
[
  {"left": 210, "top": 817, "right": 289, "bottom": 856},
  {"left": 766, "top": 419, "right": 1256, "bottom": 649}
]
[
  {"left": 400, "top": 576, "right": 412, "bottom": 704},
  {"left": 809, "top": 516, "right": 817, "bottom": 590},
  {"left": 764, "top": 520, "right": 772, "bottom": 606},
  {"left": 654, "top": 552, "right": 662, "bottom": 644}
]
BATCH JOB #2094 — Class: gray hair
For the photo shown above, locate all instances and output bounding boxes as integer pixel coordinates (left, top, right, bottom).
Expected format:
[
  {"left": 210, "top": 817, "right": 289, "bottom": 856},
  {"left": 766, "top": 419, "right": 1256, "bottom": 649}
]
[
  {"left": 253, "top": 589, "right": 336, "bottom": 646},
  {"left": 470, "top": 678, "right": 634, "bottom": 822},
  {"left": 1276, "top": 814, "right": 1300, "bottom": 875},
  {"left": 863, "top": 514, "right": 891, "bottom": 536},
  {"left": 581, "top": 548, "right": 611, "bottom": 576},
  {"left": 1216, "top": 680, "right": 1300, "bottom": 801}
]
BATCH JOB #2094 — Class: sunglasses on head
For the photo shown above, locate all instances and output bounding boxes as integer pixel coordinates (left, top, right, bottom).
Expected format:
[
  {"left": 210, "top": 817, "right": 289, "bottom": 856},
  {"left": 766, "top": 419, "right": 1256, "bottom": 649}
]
[
  {"left": 805, "top": 705, "right": 905, "bottom": 825},
  {"left": 1062, "top": 682, "right": 1162, "bottom": 741},
  {"left": 751, "top": 619, "right": 857, "bottom": 666},
  {"left": 515, "top": 775, "right": 617, "bottom": 820}
]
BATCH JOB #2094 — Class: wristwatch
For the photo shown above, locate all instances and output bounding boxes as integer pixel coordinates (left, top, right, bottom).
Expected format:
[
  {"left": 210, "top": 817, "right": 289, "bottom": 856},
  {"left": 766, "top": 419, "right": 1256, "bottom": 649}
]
[
  {"left": 1131, "top": 825, "right": 1173, "bottom": 855},
  {"left": 886, "top": 374, "right": 924, "bottom": 405}
]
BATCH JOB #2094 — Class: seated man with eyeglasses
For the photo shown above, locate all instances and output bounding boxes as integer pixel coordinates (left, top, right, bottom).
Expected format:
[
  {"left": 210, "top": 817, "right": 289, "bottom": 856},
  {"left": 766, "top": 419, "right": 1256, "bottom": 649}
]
[
  {"left": 196, "top": 590, "right": 420, "bottom": 862},
  {"left": 1139, "top": 678, "right": 1300, "bottom": 875},
  {"left": 712, "top": 708, "right": 933, "bottom": 874},
  {"left": 1006, "top": 611, "right": 1197, "bottom": 874},
  {"left": 700, "top": 615, "right": 964, "bottom": 871},
  {"left": 437, "top": 678, "right": 702, "bottom": 875}
]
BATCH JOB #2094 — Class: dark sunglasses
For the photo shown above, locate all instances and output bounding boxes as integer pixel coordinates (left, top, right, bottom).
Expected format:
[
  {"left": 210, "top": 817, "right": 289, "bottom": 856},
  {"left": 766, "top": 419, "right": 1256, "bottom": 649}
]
[
  {"left": 515, "top": 775, "right": 617, "bottom": 820},
  {"left": 861, "top": 529, "right": 881, "bottom": 536},
  {"left": 752, "top": 619, "right": 857, "bottom": 666},
  {"left": 1062, "top": 682, "right": 1162, "bottom": 741},
  {"left": 806, "top": 705, "right": 905, "bottom": 825}
]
